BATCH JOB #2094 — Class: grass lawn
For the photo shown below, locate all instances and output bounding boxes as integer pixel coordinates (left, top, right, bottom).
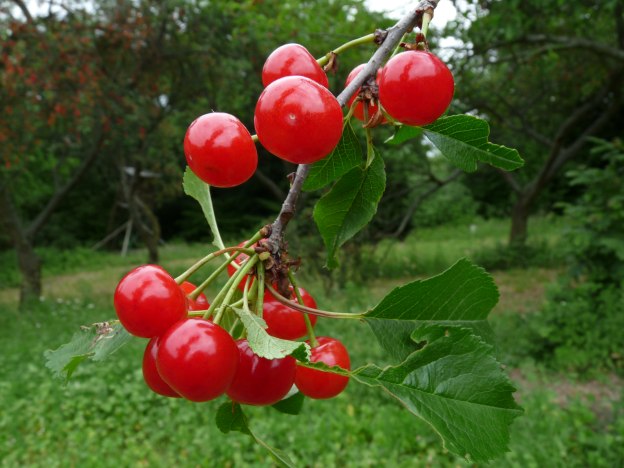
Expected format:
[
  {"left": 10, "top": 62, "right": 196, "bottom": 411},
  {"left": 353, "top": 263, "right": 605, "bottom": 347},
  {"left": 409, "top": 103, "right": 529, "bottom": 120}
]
[{"left": 1, "top": 218, "right": 622, "bottom": 467}]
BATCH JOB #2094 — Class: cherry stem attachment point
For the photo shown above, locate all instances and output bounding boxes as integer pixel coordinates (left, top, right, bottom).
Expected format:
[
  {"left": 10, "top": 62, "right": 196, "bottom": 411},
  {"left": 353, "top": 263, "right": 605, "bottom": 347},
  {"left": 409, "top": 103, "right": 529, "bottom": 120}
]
[{"left": 317, "top": 33, "right": 376, "bottom": 67}]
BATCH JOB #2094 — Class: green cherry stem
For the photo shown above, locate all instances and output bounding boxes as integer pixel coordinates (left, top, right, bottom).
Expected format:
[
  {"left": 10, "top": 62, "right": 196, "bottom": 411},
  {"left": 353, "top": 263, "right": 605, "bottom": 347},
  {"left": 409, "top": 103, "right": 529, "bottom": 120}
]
[
  {"left": 212, "top": 255, "right": 259, "bottom": 325},
  {"left": 255, "top": 262, "right": 265, "bottom": 317},
  {"left": 363, "top": 106, "right": 375, "bottom": 168},
  {"left": 317, "top": 33, "right": 377, "bottom": 67},
  {"left": 390, "top": 33, "right": 407, "bottom": 58},
  {"left": 264, "top": 283, "right": 362, "bottom": 320},
  {"left": 287, "top": 270, "right": 318, "bottom": 347},
  {"left": 421, "top": 10, "right": 433, "bottom": 39},
  {"left": 174, "top": 246, "right": 255, "bottom": 285}
]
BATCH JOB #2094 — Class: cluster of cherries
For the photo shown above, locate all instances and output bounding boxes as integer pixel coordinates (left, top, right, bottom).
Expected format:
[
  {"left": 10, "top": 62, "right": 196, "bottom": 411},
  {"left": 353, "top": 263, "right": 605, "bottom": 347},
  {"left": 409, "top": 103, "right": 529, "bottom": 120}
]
[
  {"left": 113, "top": 259, "right": 350, "bottom": 405},
  {"left": 184, "top": 42, "right": 454, "bottom": 188},
  {"left": 115, "top": 41, "right": 454, "bottom": 405}
]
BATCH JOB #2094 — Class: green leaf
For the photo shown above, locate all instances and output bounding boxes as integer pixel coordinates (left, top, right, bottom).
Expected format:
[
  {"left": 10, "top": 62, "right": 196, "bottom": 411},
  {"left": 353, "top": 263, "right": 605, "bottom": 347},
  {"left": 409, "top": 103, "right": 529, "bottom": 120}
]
[
  {"left": 384, "top": 125, "right": 422, "bottom": 145},
  {"left": 216, "top": 402, "right": 296, "bottom": 468},
  {"left": 313, "top": 150, "right": 386, "bottom": 268},
  {"left": 303, "top": 123, "right": 362, "bottom": 191},
  {"left": 183, "top": 167, "right": 226, "bottom": 249},
  {"left": 354, "top": 325, "right": 523, "bottom": 463},
  {"left": 386, "top": 115, "right": 524, "bottom": 172},
  {"left": 231, "top": 307, "right": 310, "bottom": 361},
  {"left": 271, "top": 392, "right": 305, "bottom": 415},
  {"left": 364, "top": 259, "right": 499, "bottom": 361},
  {"left": 216, "top": 401, "right": 251, "bottom": 435},
  {"left": 44, "top": 321, "right": 133, "bottom": 382}
]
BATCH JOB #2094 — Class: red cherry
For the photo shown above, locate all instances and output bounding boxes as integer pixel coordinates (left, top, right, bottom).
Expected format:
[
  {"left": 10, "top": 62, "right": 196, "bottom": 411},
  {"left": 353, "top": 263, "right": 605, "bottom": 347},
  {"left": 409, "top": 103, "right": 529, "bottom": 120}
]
[
  {"left": 344, "top": 63, "right": 384, "bottom": 122},
  {"left": 378, "top": 51, "right": 454, "bottom": 126},
  {"left": 263, "top": 287, "right": 318, "bottom": 340},
  {"left": 156, "top": 318, "right": 239, "bottom": 402},
  {"left": 226, "top": 241, "right": 255, "bottom": 291},
  {"left": 184, "top": 112, "right": 257, "bottom": 188},
  {"left": 262, "top": 43, "right": 328, "bottom": 88},
  {"left": 254, "top": 76, "right": 343, "bottom": 164},
  {"left": 114, "top": 265, "right": 187, "bottom": 338},
  {"left": 295, "top": 336, "right": 350, "bottom": 399},
  {"left": 142, "top": 338, "right": 180, "bottom": 398},
  {"left": 179, "top": 280, "right": 210, "bottom": 311},
  {"left": 226, "top": 339, "right": 297, "bottom": 406}
]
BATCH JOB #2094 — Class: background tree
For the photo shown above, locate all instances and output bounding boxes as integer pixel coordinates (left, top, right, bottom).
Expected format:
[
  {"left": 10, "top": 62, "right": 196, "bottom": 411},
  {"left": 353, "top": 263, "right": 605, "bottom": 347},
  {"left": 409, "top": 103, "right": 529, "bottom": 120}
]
[{"left": 448, "top": 0, "right": 624, "bottom": 245}]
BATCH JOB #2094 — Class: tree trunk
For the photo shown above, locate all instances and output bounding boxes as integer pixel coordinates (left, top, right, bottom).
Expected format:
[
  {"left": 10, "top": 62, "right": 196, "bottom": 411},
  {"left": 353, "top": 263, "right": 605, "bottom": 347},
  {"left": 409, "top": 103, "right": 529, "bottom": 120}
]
[
  {"left": 509, "top": 199, "right": 530, "bottom": 246},
  {"left": 16, "top": 237, "right": 42, "bottom": 306}
]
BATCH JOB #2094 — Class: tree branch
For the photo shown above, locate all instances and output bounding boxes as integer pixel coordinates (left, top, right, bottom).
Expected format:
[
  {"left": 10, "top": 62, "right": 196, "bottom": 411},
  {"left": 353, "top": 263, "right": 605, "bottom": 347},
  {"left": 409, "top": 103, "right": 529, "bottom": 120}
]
[
  {"left": 25, "top": 128, "right": 105, "bottom": 239},
  {"left": 10, "top": 0, "right": 33, "bottom": 23},
  {"left": 499, "top": 35, "right": 624, "bottom": 62},
  {"left": 393, "top": 169, "right": 462, "bottom": 238},
  {"left": 266, "top": 1, "right": 439, "bottom": 252}
]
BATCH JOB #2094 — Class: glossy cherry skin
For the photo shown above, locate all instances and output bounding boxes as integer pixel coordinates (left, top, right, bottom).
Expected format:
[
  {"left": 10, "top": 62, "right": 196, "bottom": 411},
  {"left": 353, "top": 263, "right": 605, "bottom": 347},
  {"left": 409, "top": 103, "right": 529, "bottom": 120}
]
[
  {"left": 295, "top": 336, "right": 350, "bottom": 399},
  {"left": 226, "top": 240, "right": 256, "bottom": 291},
  {"left": 156, "top": 318, "right": 239, "bottom": 402},
  {"left": 179, "top": 281, "right": 210, "bottom": 311},
  {"left": 254, "top": 76, "right": 343, "bottom": 164},
  {"left": 262, "top": 43, "right": 328, "bottom": 88},
  {"left": 344, "top": 63, "right": 384, "bottom": 122},
  {"left": 226, "top": 339, "right": 297, "bottom": 406},
  {"left": 263, "top": 287, "right": 318, "bottom": 340},
  {"left": 378, "top": 51, "right": 454, "bottom": 126},
  {"left": 114, "top": 265, "right": 187, "bottom": 338},
  {"left": 184, "top": 112, "right": 257, "bottom": 188},
  {"left": 142, "top": 337, "right": 180, "bottom": 398}
]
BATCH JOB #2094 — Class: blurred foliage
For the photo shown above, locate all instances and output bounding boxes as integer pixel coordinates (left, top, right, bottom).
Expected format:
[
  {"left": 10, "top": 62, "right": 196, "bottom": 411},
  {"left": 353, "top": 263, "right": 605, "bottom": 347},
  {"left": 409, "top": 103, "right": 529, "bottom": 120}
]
[{"left": 528, "top": 139, "right": 624, "bottom": 374}]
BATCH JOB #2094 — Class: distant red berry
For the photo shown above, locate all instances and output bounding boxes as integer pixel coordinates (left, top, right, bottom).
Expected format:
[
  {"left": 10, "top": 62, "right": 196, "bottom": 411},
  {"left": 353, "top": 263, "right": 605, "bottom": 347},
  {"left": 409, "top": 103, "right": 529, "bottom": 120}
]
[
  {"left": 263, "top": 286, "right": 318, "bottom": 340},
  {"left": 179, "top": 281, "right": 210, "bottom": 311},
  {"left": 262, "top": 43, "right": 328, "bottom": 88},
  {"left": 344, "top": 63, "right": 384, "bottom": 122},
  {"left": 142, "top": 338, "right": 180, "bottom": 398}
]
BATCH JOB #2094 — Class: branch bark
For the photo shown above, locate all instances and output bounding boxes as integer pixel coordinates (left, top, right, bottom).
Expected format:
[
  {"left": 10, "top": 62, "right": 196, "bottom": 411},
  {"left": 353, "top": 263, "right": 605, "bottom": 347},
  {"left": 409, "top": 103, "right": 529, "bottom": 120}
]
[{"left": 266, "top": 1, "right": 439, "bottom": 252}]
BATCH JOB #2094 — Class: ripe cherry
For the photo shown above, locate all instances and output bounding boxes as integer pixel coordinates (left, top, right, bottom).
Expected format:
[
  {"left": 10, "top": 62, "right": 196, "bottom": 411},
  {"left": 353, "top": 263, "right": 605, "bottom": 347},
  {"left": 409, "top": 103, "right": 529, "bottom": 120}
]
[
  {"left": 184, "top": 112, "right": 257, "bottom": 188},
  {"left": 226, "top": 240, "right": 256, "bottom": 291},
  {"left": 344, "top": 63, "right": 384, "bottom": 123},
  {"left": 179, "top": 280, "right": 210, "bottom": 311},
  {"left": 262, "top": 43, "right": 328, "bottom": 88},
  {"left": 114, "top": 265, "right": 187, "bottom": 338},
  {"left": 142, "top": 338, "right": 180, "bottom": 398},
  {"left": 226, "top": 339, "right": 297, "bottom": 406},
  {"left": 378, "top": 51, "right": 454, "bottom": 126},
  {"left": 263, "top": 287, "right": 318, "bottom": 340},
  {"left": 254, "top": 76, "right": 343, "bottom": 164},
  {"left": 295, "top": 336, "right": 350, "bottom": 399},
  {"left": 156, "top": 318, "right": 239, "bottom": 402}
]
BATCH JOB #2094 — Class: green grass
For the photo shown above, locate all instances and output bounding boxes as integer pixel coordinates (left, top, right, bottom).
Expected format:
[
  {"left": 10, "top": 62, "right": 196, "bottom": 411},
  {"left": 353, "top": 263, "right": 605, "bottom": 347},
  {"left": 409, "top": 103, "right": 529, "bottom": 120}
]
[{"left": 1, "top": 219, "right": 622, "bottom": 467}]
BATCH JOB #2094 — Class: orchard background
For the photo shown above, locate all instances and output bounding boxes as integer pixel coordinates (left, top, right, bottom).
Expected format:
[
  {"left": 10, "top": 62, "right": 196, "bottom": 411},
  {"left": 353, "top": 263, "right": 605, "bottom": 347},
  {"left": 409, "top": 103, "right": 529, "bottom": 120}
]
[{"left": 1, "top": 0, "right": 623, "bottom": 467}]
